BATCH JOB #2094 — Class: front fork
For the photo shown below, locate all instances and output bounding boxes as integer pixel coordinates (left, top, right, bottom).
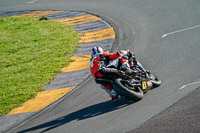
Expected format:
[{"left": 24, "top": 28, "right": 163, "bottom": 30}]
[
  {"left": 135, "top": 61, "right": 152, "bottom": 79},
  {"left": 136, "top": 61, "right": 146, "bottom": 72}
]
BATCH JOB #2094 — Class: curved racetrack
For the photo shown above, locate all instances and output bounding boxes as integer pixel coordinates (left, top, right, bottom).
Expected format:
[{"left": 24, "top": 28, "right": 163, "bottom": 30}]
[{"left": 1, "top": 0, "right": 200, "bottom": 132}]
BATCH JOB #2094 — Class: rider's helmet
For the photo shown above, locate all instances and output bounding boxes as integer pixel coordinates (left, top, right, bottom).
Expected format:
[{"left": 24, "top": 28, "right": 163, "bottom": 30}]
[{"left": 91, "top": 46, "right": 104, "bottom": 57}]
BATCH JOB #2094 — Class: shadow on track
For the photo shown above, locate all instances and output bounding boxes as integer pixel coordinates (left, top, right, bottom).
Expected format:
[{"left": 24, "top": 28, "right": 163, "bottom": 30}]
[{"left": 18, "top": 98, "right": 135, "bottom": 133}]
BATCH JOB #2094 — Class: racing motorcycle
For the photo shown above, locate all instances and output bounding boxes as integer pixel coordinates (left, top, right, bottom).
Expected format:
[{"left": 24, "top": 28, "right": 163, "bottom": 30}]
[{"left": 95, "top": 56, "right": 161, "bottom": 101}]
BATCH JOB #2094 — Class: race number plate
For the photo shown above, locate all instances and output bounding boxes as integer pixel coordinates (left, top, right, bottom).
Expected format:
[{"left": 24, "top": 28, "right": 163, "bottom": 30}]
[{"left": 142, "top": 81, "right": 147, "bottom": 90}]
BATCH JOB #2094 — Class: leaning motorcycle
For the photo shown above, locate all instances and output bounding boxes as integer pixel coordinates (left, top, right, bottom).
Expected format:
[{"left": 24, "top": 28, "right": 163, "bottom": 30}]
[{"left": 95, "top": 58, "right": 161, "bottom": 101}]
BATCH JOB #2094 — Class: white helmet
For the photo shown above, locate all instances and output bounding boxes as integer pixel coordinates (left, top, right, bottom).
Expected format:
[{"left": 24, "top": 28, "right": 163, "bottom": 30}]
[{"left": 91, "top": 46, "right": 104, "bottom": 57}]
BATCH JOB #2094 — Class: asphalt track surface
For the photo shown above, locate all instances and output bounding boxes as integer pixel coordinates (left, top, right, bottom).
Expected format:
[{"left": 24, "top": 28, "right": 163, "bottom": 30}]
[{"left": 1, "top": 0, "right": 200, "bottom": 133}]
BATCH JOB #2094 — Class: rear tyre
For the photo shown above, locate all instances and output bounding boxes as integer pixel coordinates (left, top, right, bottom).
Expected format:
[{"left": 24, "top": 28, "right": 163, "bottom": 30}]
[{"left": 113, "top": 78, "right": 143, "bottom": 101}]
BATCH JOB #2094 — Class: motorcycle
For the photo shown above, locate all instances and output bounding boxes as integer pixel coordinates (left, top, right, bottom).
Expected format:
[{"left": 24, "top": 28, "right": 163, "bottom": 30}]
[{"left": 95, "top": 57, "right": 161, "bottom": 101}]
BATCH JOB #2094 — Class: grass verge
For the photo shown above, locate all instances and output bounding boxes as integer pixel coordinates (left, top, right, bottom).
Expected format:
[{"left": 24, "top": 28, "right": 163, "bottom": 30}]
[{"left": 0, "top": 16, "right": 79, "bottom": 116}]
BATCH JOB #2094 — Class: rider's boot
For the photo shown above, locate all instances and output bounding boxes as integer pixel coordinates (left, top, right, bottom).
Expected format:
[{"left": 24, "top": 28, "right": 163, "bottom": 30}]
[{"left": 110, "top": 89, "right": 119, "bottom": 100}]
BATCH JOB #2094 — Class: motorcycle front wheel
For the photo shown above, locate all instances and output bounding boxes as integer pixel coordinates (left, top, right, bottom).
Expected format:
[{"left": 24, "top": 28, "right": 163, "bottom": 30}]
[
  {"left": 113, "top": 78, "right": 143, "bottom": 101},
  {"left": 149, "top": 73, "right": 161, "bottom": 87}
]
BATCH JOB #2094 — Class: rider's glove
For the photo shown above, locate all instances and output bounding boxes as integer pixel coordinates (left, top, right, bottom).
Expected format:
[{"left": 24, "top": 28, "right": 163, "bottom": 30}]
[
  {"left": 127, "top": 50, "right": 136, "bottom": 61},
  {"left": 127, "top": 50, "right": 135, "bottom": 57},
  {"left": 128, "top": 53, "right": 137, "bottom": 67}
]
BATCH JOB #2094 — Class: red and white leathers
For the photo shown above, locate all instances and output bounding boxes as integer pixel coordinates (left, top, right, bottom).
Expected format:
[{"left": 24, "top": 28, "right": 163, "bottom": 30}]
[{"left": 90, "top": 50, "right": 132, "bottom": 99}]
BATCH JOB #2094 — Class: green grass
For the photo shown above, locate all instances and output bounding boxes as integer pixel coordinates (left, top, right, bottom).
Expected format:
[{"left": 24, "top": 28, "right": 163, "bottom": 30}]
[{"left": 0, "top": 16, "right": 79, "bottom": 116}]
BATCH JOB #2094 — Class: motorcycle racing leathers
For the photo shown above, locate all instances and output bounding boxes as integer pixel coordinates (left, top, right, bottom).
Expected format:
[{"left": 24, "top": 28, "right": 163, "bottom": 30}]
[{"left": 90, "top": 50, "right": 136, "bottom": 99}]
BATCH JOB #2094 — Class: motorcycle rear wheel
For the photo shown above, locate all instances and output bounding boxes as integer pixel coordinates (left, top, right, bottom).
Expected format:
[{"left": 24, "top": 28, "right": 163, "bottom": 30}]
[{"left": 113, "top": 78, "right": 143, "bottom": 101}]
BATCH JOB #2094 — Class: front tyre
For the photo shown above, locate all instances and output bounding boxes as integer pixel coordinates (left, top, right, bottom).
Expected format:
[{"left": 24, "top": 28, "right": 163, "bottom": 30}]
[
  {"left": 149, "top": 73, "right": 161, "bottom": 87},
  {"left": 113, "top": 78, "right": 143, "bottom": 101}
]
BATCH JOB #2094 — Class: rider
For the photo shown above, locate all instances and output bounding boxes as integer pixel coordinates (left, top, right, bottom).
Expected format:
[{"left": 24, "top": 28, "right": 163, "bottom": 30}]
[{"left": 90, "top": 46, "right": 137, "bottom": 100}]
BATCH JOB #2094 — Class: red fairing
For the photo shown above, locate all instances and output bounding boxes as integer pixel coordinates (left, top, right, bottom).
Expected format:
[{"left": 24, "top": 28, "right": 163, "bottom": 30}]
[
  {"left": 102, "top": 84, "right": 113, "bottom": 90},
  {"left": 90, "top": 52, "right": 121, "bottom": 78},
  {"left": 90, "top": 51, "right": 129, "bottom": 90},
  {"left": 90, "top": 56, "right": 101, "bottom": 78},
  {"left": 95, "top": 71, "right": 103, "bottom": 78},
  {"left": 117, "top": 50, "right": 128, "bottom": 56},
  {"left": 108, "top": 52, "right": 121, "bottom": 60}
]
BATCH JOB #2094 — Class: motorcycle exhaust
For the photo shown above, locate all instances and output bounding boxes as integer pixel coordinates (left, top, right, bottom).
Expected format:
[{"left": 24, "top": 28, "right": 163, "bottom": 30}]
[{"left": 95, "top": 78, "right": 113, "bottom": 84}]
